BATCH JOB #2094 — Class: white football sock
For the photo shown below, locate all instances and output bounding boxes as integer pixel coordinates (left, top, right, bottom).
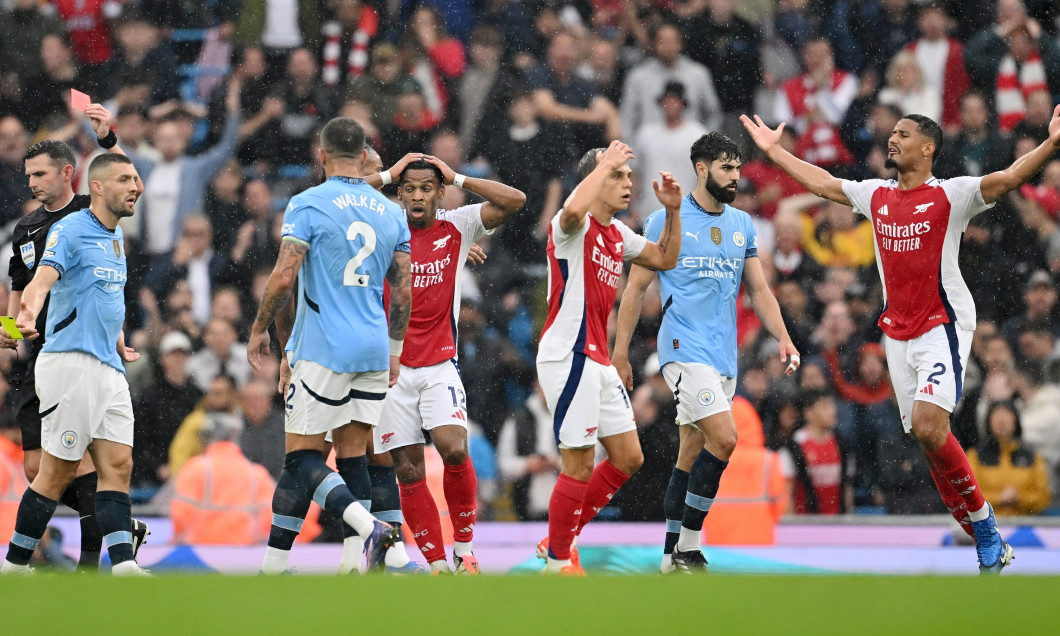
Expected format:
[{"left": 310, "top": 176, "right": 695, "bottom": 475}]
[
  {"left": 454, "top": 540, "right": 473, "bottom": 558},
  {"left": 338, "top": 536, "right": 365, "bottom": 574},
  {"left": 676, "top": 526, "right": 701, "bottom": 553},
  {"left": 545, "top": 556, "right": 571, "bottom": 573},
  {"left": 429, "top": 560, "right": 451, "bottom": 573},
  {"left": 968, "top": 503, "right": 990, "bottom": 522},
  {"left": 385, "top": 542, "right": 411, "bottom": 568},
  {"left": 342, "top": 502, "right": 377, "bottom": 537},
  {"left": 260, "top": 547, "right": 291, "bottom": 574},
  {"left": 660, "top": 554, "right": 675, "bottom": 574}
]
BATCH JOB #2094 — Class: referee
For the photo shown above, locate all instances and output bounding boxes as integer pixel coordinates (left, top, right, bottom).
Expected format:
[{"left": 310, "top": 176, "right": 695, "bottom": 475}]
[{"left": 0, "top": 105, "right": 147, "bottom": 570}]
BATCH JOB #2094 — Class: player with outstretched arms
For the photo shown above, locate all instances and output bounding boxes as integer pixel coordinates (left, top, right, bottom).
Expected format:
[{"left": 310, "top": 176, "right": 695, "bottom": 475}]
[
  {"left": 537, "top": 140, "right": 682, "bottom": 575},
  {"left": 613, "top": 132, "right": 800, "bottom": 573},
  {"left": 740, "top": 107, "right": 1060, "bottom": 573},
  {"left": 249, "top": 118, "right": 411, "bottom": 575},
  {"left": 363, "top": 152, "right": 525, "bottom": 574}
]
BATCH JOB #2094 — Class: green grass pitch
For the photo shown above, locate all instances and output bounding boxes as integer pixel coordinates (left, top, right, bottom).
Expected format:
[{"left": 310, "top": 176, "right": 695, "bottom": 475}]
[{"left": 2, "top": 574, "right": 1056, "bottom": 634}]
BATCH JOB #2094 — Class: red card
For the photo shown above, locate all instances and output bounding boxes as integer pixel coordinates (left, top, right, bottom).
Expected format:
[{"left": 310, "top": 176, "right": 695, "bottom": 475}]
[{"left": 70, "top": 89, "right": 91, "bottom": 111}]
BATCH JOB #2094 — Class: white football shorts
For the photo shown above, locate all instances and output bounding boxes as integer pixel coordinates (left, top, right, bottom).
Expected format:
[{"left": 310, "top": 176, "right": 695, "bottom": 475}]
[
  {"left": 285, "top": 359, "right": 388, "bottom": 435},
  {"left": 36, "top": 352, "right": 134, "bottom": 461},
  {"left": 884, "top": 323, "right": 972, "bottom": 432},
  {"left": 537, "top": 352, "right": 636, "bottom": 449},
  {"left": 374, "top": 359, "right": 468, "bottom": 451},
  {"left": 661, "top": 361, "right": 736, "bottom": 427}
]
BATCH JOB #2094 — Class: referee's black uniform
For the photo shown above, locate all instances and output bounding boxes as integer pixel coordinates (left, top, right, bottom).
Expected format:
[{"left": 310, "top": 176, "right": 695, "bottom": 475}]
[{"left": 8, "top": 193, "right": 91, "bottom": 451}]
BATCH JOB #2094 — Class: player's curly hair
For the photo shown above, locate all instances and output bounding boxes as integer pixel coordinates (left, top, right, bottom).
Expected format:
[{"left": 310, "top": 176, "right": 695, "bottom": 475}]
[
  {"left": 689, "top": 132, "right": 741, "bottom": 170},
  {"left": 903, "top": 114, "right": 943, "bottom": 164},
  {"left": 399, "top": 159, "right": 444, "bottom": 184},
  {"left": 23, "top": 140, "right": 77, "bottom": 169}
]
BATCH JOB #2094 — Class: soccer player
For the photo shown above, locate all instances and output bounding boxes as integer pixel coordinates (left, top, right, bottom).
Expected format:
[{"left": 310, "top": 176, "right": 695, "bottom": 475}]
[
  {"left": 0, "top": 106, "right": 148, "bottom": 570},
  {"left": 249, "top": 118, "right": 410, "bottom": 575},
  {"left": 364, "top": 152, "right": 526, "bottom": 574},
  {"left": 2, "top": 153, "right": 148, "bottom": 576},
  {"left": 613, "top": 132, "right": 800, "bottom": 573},
  {"left": 740, "top": 108, "right": 1060, "bottom": 573},
  {"left": 537, "top": 140, "right": 683, "bottom": 574}
]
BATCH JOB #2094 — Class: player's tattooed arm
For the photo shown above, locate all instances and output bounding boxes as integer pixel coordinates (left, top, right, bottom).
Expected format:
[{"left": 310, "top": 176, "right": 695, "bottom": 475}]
[
  {"left": 274, "top": 282, "right": 297, "bottom": 352},
  {"left": 248, "top": 239, "right": 306, "bottom": 370},
  {"left": 386, "top": 250, "right": 412, "bottom": 340}
]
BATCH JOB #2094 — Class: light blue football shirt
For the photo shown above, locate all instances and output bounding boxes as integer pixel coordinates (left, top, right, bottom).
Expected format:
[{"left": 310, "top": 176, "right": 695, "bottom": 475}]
[
  {"left": 282, "top": 176, "right": 411, "bottom": 373},
  {"left": 643, "top": 194, "right": 758, "bottom": 378},
  {"left": 38, "top": 209, "right": 128, "bottom": 372}
]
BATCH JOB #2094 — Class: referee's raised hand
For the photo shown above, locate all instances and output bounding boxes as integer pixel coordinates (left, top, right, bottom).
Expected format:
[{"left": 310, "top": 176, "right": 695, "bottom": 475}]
[{"left": 84, "top": 103, "right": 114, "bottom": 139}]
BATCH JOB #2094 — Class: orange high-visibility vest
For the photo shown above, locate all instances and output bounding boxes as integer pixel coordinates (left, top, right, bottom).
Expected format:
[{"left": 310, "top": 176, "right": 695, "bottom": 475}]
[
  {"left": 0, "top": 437, "right": 28, "bottom": 544},
  {"left": 704, "top": 397, "right": 787, "bottom": 545},
  {"left": 170, "top": 441, "right": 275, "bottom": 544}
]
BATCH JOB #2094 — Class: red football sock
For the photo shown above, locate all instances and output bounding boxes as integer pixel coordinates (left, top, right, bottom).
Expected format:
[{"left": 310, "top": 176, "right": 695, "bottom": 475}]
[
  {"left": 929, "top": 465, "right": 974, "bottom": 538},
  {"left": 443, "top": 457, "right": 478, "bottom": 543},
  {"left": 576, "top": 460, "right": 629, "bottom": 534},
  {"left": 926, "top": 433, "right": 986, "bottom": 519},
  {"left": 547, "top": 473, "right": 588, "bottom": 561},
  {"left": 398, "top": 480, "right": 446, "bottom": 564}
]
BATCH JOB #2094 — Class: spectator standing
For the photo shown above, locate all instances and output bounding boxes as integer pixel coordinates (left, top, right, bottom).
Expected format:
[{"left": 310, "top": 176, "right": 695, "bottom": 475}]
[
  {"left": 186, "top": 318, "right": 252, "bottom": 392},
  {"left": 631, "top": 82, "right": 708, "bottom": 221},
  {"left": 904, "top": 2, "right": 971, "bottom": 132},
  {"left": 619, "top": 24, "right": 722, "bottom": 139},
  {"left": 99, "top": 11, "right": 181, "bottom": 106},
  {"left": 320, "top": 0, "right": 380, "bottom": 88},
  {"left": 788, "top": 391, "right": 851, "bottom": 514},
  {"left": 680, "top": 0, "right": 762, "bottom": 119},
  {"left": 936, "top": 91, "right": 1010, "bottom": 178},
  {"left": 168, "top": 374, "right": 243, "bottom": 476},
  {"left": 774, "top": 38, "right": 858, "bottom": 135},
  {"left": 877, "top": 52, "right": 942, "bottom": 126}
]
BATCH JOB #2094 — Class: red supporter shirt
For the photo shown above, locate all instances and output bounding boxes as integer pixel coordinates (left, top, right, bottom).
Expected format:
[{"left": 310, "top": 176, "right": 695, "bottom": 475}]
[
  {"left": 384, "top": 204, "right": 489, "bottom": 368},
  {"left": 54, "top": 0, "right": 113, "bottom": 65},
  {"left": 793, "top": 428, "right": 843, "bottom": 515}
]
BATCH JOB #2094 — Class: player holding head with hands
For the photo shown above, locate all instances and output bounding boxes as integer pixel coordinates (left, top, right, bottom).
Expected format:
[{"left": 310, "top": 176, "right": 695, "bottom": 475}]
[
  {"left": 740, "top": 106, "right": 1060, "bottom": 573},
  {"left": 536, "top": 140, "right": 683, "bottom": 574},
  {"left": 613, "top": 131, "right": 800, "bottom": 573},
  {"left": 364, "top": 150, "right": 526, "bottom": 574},
  {"left": 2, "top": 152, "right": 148, "bottom": 576}
]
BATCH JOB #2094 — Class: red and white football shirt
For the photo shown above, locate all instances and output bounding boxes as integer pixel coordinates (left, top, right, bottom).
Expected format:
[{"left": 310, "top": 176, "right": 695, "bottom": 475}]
[
  {"left": 537, "top": 212, "right": 647, "bottom": 366},
  {"left": 841, "top": 177, "right": 993, "bottom": 341},
  {"left": 385, "top": 204, "right": 489, "bottom": 368}
]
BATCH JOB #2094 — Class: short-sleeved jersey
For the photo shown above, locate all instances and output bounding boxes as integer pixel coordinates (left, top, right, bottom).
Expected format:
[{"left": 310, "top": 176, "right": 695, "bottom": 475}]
[
  {"left": 8, "top": 194, "right": 91, "bottom": 349},
  {"left": 384, "top": 204, "right": 491, "bottom": 368},
  {"left": 538, "top": 212, "right": 647, "bottom": 366},
  {"left": 282, "top": 176, "right": 411, "bottom": 373},
  {"left": 841, "top": 176, "right": 993, "bottom": 340},
  {"left": 645, "top": 195, "right": 759, "bottom": 379},
  {"left": 38, "top": 209, "right": 128, "bottom": 372}
]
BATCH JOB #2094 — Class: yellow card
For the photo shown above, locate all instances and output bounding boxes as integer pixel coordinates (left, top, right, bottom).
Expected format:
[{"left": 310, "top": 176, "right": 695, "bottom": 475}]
[{"left": 0, "top": 316, "right": 24, "bottom": 340}]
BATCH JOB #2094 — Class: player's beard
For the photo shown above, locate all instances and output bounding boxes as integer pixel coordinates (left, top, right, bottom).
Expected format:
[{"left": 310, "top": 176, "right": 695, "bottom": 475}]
[
  {"left": 705, "top": 173, "right": 736, "bottom": 204},
  {"left": 884, "top": 157, "right": 898, "bottom": 170},
  {"left": 106, "top": 191, "right": 136, "bottom": 218}
]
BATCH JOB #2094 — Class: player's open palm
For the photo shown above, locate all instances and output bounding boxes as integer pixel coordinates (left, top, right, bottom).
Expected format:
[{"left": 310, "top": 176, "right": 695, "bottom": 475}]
[
  {"left": 740, "top": 114, "right": 785, "bottom": 153},
  {"left": 653, "top": 171, "right": 682, "bottom": 209}
]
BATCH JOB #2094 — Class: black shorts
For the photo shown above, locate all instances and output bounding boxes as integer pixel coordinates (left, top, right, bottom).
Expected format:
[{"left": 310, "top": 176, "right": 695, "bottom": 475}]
[{"left": 16, "top": 354, "right": 41, "bottom": 452}]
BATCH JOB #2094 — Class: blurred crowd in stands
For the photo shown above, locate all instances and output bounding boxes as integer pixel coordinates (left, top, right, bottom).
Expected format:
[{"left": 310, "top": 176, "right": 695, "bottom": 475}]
[{"left": 1, "top": 0, "right": 1060, "bottom": 533}]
